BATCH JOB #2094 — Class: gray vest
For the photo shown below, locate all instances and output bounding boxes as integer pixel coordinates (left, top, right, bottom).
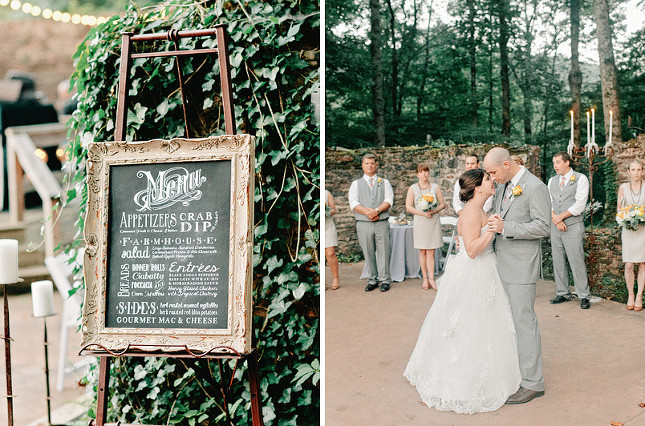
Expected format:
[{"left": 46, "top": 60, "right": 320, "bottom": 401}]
[
  {"left": 549, "top": 171, "right": 584, "bottom": 225},
  {"left": 354, "top": 177, "right": 390, "bottom": 221}
]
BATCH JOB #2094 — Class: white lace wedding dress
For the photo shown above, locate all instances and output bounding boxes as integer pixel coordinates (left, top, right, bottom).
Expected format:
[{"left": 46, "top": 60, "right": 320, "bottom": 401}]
[{"left": 404, "top": 227, "right": 521, "bottom": 414}]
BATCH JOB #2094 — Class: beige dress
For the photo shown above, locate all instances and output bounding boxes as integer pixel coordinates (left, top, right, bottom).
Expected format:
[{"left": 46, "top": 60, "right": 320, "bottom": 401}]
[
  {"left": 620, "top": 182, "right": 645, "bottom": 263},
  {"left": 412, "top": 183, "right": 442, "bottom": 249},
  {"left": 325, "top": 190, "right": 338, "bottom": 248}
]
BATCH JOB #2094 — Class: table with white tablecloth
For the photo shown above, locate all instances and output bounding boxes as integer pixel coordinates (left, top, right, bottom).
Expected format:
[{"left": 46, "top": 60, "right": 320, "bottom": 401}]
[{"left": 359, "top": 223, "right": 442, "bottom": 282}]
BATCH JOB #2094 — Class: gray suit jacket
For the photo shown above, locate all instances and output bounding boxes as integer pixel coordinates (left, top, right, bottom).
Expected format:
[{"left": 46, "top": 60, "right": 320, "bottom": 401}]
[{"left": 493, "top": 170, "right": 551, "bottom": 284}]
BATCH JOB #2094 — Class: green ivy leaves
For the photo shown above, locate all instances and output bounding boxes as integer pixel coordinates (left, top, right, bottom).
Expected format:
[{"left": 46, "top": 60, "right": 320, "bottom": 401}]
[{"left": 64, "top": 0, "right": 320, "bottom": 424}]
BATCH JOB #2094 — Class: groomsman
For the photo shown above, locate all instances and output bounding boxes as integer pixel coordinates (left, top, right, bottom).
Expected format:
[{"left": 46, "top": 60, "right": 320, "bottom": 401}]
[
  {"left": 348, "top": 153, "right": 393, "bottom": 292},
  {"left": 453, "top": 155, "right": 493, "bottom": 215},
  {"left": 548, "top": 152, "right": 591, "bottom": 309}
]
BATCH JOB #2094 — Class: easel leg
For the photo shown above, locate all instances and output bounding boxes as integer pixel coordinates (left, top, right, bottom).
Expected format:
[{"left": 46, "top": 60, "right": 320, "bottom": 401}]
[
  {"left": 247, "top": 351, "right": 263, "bottom": 426},
  {"left": 95, "top": 357, "right": 111, "bottom": 426}
]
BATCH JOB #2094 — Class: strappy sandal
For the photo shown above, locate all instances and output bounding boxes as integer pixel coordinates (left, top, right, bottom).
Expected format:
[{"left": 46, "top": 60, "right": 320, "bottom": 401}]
[
  {"left": 428, "top": 278, "right": 438, "bottom": 291},
  {"left": 331, "top": 278, "right": 340, "bottom": 290},
  {"left": 422, "top": 276, "right": 429, "bottom": 290}
]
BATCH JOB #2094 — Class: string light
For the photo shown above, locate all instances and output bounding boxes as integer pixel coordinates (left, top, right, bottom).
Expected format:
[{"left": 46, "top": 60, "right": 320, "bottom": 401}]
[{"left": 0, "top": 0, "right": 108, "bottom": 26}]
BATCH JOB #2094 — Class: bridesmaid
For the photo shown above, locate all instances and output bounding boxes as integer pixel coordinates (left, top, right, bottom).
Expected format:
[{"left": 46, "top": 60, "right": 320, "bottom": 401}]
[
  {"left": 617, "top": 160, "right": 645, "bottom": 311},
  {"left": 406, "top": 163, "right": 446, "bottom": 290},
  {"left": 325, "top": 190, "right": 340, "bottom": 290}
]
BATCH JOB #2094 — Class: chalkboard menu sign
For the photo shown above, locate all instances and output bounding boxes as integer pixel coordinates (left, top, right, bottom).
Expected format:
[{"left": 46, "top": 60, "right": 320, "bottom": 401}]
[
  {"left": 82, "top": 136, "right": 254, "bottom": 354},
  {"left": 106, "top": 160, "right": 231, "bottom": 329}
]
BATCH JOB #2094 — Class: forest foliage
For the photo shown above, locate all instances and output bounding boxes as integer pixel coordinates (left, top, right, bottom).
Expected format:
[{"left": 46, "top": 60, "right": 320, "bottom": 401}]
[
  {"left": 327, "top": 0, "right": 645, "bottom": 155},
  {"left": 64, "top": 0, "right": 320, "bottom": 424}
]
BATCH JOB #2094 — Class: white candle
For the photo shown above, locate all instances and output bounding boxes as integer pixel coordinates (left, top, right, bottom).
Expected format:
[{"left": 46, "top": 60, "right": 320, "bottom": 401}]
[
  {"left": 570, "top": 110, "right": 574, "bottom": 145},
  {"left": 31, "top": 280, "right": 55, "bottom": 317},
  {"left": 0, "top": 239, "right": 18, "bottom": 284},
  {"left": 586, "top": 111, "right": 590, "bottom": 147},
  {"left": 591, "top": 108, "right": 595, "bottom": 145},
  {"left": 607, "top": 110, "right": 613, "bottom": 147}
]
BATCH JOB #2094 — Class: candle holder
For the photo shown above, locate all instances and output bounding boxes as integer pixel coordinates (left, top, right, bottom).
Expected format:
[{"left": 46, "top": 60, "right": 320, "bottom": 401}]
[
  {"left": 1, "top": 278, "right": 22, "bottom": 426},
  {"left": 30, "top": 280, "right": 62, "bottom": 426},
  {"left": 570, "top": 143, "right": 615, "bottom": 291},
  {"left": 34, "top": 312, "right": 63, "bottom": 426}
]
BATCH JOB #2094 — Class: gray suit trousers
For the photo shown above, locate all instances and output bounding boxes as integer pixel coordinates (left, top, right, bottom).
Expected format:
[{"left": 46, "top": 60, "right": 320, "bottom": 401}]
[
  {"left": 502, "top": 281, "right": 545, "bottom": 392},
  {"left": 550, "top": 221, "right": 590, "bottom": 299},
  {"left": 356, "top": 220, "right": 391, "bottom": 285}
]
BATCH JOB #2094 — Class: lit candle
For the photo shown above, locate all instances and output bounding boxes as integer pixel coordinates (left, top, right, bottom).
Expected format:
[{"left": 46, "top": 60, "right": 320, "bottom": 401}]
[
  {"left": 570, "top": 110, "right": 574, "bottom": 145},
  {"left": 31, "top": 280, "right": 55, "bottom": 317},
  {"left": 607, "top": 110, "right": 613, "bottom": 148},
  {"left": 591, "top": 108, "right": 595, "bottom": 145},
  {"left": 586, "top": 111, "right": 590, "bottom": 147},
  {"left": 0, "top": 239, "right": 18, "bottom": 284}
]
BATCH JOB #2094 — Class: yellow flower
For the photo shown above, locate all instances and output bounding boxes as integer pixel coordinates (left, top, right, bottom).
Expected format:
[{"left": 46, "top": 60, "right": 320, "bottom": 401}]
[
  {"left": 422, "top": 193, "right": 434, "bottom": 203},
  {"left": 377, "top": 177, "right": 382, "bottom": 184},
  {"left": 512, "top": 185, "right": 523, "bottom": 197},
  {"left": 570, "top": 175, "right": 577, "bottom": 182}
]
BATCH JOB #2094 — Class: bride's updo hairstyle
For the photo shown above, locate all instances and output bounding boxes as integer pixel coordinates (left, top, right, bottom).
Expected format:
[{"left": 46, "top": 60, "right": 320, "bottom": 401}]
[{"left": 459, "top": 169, "right": 486, "bottom": 203}]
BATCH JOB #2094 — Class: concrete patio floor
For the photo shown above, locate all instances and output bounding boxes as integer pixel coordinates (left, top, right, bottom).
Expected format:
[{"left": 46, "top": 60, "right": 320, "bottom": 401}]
[{"left": 325, "top": 262, "right": 645, "bottom": 426}]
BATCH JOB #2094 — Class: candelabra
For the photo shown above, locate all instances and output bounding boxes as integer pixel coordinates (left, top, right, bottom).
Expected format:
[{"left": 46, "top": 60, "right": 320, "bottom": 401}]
[{"left": 568, "top": 111, "right": 615, "bottom": 291}]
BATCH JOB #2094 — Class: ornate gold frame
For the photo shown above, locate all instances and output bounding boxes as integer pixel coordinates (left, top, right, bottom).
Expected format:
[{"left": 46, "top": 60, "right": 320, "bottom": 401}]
[{"left": 81, "top": 135, "right": 254, "bottom": 354}]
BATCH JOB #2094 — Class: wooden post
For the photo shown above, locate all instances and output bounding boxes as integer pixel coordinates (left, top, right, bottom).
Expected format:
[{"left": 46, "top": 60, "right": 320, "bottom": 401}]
[
  {"left": 95, "top": 357, "right": 111, "bottom": 426},
  {"left": 114, "top": 32, "right": 133, "bottom": 142},
  {"left": 6, "top": 137, "right": 24, "bottom": 224},
  {"left": 247, "top": 351, "right": 264, "bottom": 426},
  {"left": 215, "top": 25, "right": 236, "bottom": 135}
]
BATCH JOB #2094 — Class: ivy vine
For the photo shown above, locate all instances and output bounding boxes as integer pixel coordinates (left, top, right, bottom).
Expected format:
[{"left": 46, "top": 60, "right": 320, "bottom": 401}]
[{"left": 64, "top": 0, "right": 319, "bottom": 424}]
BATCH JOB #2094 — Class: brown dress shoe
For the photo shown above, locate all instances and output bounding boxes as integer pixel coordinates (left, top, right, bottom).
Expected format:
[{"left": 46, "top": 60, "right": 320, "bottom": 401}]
[{"left": 505, "top": 387, "right": 545, "bottom": 404}]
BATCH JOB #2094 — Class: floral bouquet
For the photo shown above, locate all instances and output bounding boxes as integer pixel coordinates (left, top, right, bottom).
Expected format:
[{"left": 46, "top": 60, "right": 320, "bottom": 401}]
[
  {"left": 418, "top": 193, "right": 438, "bottom": 212},
  {"left": 324, "top": 201, "right": 331, "bottom": 217},
  {"left": 616, "top": 204, "right": 645, "bottom": 231}
]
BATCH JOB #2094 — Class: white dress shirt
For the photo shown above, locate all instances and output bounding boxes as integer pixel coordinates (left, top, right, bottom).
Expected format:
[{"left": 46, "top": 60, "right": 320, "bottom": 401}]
[
  {"left": 348, "top": 174, "right": 394, "bottom": 211},
  {"left": 548, "top": 168, "right": 589, "bottom": 216},
  {"left": 454, "top": 178, "right": 494, "bottom": 214},
  {"left": 506, "top": 166, "right": 527, "bottom": 195}
]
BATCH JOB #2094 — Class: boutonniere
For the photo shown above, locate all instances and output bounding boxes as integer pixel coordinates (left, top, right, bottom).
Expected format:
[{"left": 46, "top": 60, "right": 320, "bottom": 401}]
[
  {"left": 377, "top": 177, "right": 383, "bottom": 186},
  {"left": 510, "top": 184, "right": 525, "bottom": 200},
  {"left": 569, "top": 175, "right": 577, "bottom": 185}
]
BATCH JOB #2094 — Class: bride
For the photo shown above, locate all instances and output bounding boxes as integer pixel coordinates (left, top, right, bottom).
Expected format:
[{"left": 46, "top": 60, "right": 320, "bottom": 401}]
[{"left": 404, "top": 168, "right": 521, "bottom": 414}]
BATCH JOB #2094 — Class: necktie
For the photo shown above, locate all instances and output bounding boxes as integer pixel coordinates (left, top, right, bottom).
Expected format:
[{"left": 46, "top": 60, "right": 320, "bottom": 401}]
[
  {"left": 504, "top": 183, "right": 512, "bottom": 201},
  {"left": 560, "top": 176, "right": 565, "bottom": 188},
  {"left": 369, "top": 178, "right": 374, "bottom": 188}
]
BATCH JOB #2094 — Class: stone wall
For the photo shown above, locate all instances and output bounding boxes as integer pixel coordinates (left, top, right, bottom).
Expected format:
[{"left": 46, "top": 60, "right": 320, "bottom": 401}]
[
  {"left": 325, "top": 137, "right": 645, "bottom": 302},
  {"left": 613, "top": 134, "right": 645, "bottom": 184},
  {"left": 325, "top": 144, "right": 541, "bottom": 257}
]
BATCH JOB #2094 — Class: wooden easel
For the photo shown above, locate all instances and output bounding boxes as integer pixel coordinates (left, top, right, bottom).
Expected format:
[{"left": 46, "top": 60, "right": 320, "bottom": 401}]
[{"left": 82, "top": 25, "right": 263, "bottom": 426}]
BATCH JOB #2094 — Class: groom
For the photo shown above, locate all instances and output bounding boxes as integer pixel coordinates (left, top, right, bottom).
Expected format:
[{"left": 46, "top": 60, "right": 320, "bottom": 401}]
[{"left": 484, "top": 147, "right": 551, "bottom": 405}]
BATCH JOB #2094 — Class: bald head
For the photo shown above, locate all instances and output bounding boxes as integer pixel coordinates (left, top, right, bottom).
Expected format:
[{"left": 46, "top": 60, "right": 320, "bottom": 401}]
[
  {"left": 484, "top": 147, "right": 512, "bottom": 166},
  {"left": 483, "top": 147, "right": 520, "bottom": 184}
]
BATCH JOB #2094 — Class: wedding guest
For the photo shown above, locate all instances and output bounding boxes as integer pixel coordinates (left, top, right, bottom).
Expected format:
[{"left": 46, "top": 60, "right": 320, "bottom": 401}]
[
  {"left": 405, "top": 163, "right": 446, "bottom": 290},
  {"left": 616, "top": 160, "right": 645, "bottom": 311},
  {"left": 348, "top": 154, "right": 393, "bottom": 292},
  {"left": 453, "top": 155, "right": 493, "bottom": 215},
  {"left": 325, "top": 190, "right": 340, "bottom": 290},
  {"left": 547, "top": 152, "right": 591, "bottom": 309},
  {"left": 512, "top": 155, "right": 525, "bottom": 166}
]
